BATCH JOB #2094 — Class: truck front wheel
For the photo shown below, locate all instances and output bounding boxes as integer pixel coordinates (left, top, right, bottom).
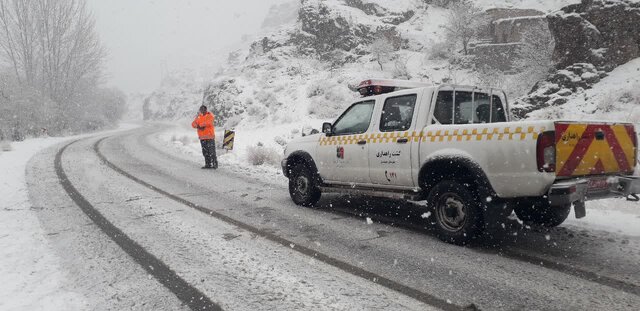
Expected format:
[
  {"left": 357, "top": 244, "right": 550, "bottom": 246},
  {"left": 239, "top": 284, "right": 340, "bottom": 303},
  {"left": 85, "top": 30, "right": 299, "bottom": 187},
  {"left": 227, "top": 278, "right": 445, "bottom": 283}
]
[
  {"left": 427, "top": 180, "right": 484, "bottom": 245},
  {"left": 514, "top": 198, "right": 570, "bottom": 228},
  {"left": 288, "top": 163, "right": 321, "bottom": 207}
]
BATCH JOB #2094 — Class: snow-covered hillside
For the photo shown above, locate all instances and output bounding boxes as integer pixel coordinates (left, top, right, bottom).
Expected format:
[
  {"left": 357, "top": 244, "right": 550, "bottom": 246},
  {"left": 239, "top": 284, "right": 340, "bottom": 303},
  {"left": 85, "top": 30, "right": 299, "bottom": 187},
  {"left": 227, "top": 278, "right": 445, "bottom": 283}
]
[
  {"left": 144, "top": 0, "right": 640, "bottom": 172},
  {"left": 527, "top": 58, "right": 640, "bottom": 122}
]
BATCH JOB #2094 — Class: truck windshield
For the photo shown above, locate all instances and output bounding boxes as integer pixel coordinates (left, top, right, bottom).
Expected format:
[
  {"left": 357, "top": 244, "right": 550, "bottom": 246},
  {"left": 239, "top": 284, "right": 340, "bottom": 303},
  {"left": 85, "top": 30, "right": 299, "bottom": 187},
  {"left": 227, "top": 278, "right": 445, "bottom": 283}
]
[{"left": 332, "top": 100, "right": 375, "bottom": 135}]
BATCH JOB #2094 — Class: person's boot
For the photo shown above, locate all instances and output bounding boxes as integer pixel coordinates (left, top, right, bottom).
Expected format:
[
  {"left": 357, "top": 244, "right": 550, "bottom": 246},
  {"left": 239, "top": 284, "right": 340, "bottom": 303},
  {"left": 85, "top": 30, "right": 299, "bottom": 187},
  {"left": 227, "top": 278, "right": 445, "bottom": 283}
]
[{"left": 202, "top": 164, "right": 212, "bottom": 169}]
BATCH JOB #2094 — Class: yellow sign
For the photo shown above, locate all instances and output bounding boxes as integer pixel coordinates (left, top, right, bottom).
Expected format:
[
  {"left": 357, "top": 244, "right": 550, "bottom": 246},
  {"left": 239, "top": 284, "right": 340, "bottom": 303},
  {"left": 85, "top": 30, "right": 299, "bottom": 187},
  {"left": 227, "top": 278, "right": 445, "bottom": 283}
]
[{"left": 223, "top": 130, "right": 235, "bottom": 150}]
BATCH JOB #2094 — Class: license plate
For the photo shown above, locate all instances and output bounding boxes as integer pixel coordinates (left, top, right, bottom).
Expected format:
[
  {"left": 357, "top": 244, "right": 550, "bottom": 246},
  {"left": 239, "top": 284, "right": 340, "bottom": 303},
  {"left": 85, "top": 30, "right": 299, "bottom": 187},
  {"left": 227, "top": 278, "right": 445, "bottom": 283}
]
[{"left": 587, "top": 177, "right": 610, "bottom": 192}]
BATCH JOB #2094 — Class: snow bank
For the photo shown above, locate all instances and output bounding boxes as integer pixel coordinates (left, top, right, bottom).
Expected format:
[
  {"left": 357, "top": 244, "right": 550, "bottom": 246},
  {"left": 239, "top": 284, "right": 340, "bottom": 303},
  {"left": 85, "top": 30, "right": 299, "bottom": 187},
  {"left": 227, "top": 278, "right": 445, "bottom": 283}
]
[{"left": 0, "top": 137, "right": 85, "bottom": 310}]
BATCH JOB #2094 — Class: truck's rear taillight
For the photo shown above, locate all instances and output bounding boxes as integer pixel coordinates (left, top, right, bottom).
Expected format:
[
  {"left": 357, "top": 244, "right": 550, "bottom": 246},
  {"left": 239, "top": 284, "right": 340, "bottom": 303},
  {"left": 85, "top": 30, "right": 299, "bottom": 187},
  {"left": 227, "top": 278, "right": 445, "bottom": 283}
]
[{"left": 537, "top": 131, "right": 556, "bottom": 173}]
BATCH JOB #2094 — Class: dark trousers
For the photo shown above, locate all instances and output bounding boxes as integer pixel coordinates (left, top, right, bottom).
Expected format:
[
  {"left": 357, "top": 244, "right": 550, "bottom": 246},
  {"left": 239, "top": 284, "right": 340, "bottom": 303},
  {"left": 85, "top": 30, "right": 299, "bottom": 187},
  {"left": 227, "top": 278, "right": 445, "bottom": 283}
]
[{"left": 200, "top": 139, "right": 218, "bottom": 168}]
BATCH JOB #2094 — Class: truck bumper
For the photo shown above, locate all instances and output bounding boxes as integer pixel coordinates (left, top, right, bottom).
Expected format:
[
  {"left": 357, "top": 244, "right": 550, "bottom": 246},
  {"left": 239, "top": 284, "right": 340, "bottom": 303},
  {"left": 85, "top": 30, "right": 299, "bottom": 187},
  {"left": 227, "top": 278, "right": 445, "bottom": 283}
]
[{"left": 548, "top": 175, "right": 640, "bottom": 218}]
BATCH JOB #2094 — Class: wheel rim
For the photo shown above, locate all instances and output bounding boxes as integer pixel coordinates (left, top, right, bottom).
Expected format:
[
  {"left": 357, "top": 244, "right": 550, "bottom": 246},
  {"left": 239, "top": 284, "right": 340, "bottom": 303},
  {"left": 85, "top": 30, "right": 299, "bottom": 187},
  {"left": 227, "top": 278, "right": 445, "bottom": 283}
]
[
  {"left": 295, "top": 175, "right": 309, "bottom": 196},
  {"left": 436, "top": 192, "right": 467, "bottom": 232}
]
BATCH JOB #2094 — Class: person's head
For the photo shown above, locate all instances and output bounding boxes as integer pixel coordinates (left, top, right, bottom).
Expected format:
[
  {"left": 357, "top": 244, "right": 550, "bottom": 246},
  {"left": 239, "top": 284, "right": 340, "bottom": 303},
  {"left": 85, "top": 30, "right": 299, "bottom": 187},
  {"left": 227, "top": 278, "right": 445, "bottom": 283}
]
[{"left": 199, "top": 105, "right": 207, "bottom": 114}]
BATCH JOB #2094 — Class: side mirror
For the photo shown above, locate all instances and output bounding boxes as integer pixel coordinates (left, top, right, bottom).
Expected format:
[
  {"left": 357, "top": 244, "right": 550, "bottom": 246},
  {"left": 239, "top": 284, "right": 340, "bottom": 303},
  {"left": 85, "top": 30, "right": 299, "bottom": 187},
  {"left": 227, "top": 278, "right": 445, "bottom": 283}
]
[{"left": 322, "top": 122, "right": 333, "bottom": 135}]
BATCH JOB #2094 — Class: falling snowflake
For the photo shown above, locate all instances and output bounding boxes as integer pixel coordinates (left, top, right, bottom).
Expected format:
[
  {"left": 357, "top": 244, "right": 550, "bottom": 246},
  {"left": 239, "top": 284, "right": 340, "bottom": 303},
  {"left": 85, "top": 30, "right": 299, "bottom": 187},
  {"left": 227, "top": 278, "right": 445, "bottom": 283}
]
[{"left": 421, "top": 212, "right": 431, "bottom": 219}]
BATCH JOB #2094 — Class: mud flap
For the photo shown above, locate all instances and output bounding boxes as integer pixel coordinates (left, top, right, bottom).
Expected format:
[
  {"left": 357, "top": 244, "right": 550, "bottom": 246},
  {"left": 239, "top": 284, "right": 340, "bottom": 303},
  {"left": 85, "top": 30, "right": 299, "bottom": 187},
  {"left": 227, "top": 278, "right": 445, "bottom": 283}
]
[{"left": 574, "top": 201, "right": 586, "bottom": 219}]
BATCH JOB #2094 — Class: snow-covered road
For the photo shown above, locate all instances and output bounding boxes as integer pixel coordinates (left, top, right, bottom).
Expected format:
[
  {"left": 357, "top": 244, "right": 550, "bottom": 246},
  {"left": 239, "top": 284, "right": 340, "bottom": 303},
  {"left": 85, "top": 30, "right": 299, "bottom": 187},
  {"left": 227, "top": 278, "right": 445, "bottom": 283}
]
[{"left": 19, "top": 125, "right": 640, "bottom": 310}]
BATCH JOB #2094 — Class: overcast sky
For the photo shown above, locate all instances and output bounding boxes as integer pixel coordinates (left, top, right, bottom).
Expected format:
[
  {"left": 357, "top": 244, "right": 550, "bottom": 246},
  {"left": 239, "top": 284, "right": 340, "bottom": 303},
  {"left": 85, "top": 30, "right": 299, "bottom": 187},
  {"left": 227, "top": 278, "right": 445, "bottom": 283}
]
[{"left": 87, "top": 0, "right": 289, "bottom": 94}]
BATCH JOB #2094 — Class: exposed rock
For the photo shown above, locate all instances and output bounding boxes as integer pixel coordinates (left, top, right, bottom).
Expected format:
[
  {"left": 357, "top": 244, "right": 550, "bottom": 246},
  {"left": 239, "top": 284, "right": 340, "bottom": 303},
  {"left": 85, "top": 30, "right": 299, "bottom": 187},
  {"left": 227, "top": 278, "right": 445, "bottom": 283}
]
[
  {"left": 289, "top": 0, "right": 408, "bottom": 55},
  {"left": 548, "top": 0, "right": 640, "bottom": 70},
  {"left": 344, "top": 0, "right": 415, "bottom": 24},
  {"left": 481, "top": 8, "right": 544, "bottom": 40},
  {"left": 492, "top": 16, "right": 548, "bottom": 43},
  {"left": 474, "top": 43, "right": 521, "bottom": 72},
  {"left": 344, "top": 0, "right": 384, "bottom": 16},
  {"left": 472, "top": 8, "right": 548, "bottom": 71},
  {"left": 202, "top": 79, "right": 245, "bottom": 125},
  {"left": 512, "top": 63, "right": 606, "bottom": 118},
  {"left": 250, "top": 36, "right": 284, "bottom": 55}
]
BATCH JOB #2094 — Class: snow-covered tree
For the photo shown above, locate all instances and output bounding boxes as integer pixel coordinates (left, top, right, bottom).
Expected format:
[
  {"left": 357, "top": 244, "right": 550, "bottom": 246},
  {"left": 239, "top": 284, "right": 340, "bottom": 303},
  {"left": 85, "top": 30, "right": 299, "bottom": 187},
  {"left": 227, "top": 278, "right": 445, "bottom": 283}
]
[
  {"left": 370, "top": 36, "right": 394, "bottom": 70},
  {"left": 444, "top": 1, "right": 484, "bottom": 55},
  {"left": 0, "top": 0, "right": 106, "bottom": 104},
  {"left": 0, "top": 0, "right": 121, "bottom": 138}
]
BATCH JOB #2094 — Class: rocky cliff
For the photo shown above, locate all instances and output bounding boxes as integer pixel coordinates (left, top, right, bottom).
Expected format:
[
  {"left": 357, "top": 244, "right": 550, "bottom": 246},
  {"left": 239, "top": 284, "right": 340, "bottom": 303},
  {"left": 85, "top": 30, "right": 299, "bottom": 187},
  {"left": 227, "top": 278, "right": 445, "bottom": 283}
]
[
  {"left": 513, "top": 0, "right": 640, "bottom": 118},
  {"left": 549, "top": 0, "right": 640, "bottom": 70}
]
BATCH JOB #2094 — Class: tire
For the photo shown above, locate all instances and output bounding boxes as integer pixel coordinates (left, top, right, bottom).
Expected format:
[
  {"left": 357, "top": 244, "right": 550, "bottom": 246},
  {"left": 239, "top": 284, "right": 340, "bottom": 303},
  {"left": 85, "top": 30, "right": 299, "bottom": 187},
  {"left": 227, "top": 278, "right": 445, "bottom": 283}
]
[
  {"left": 427, "top": 180, "right": 484, "bottom": 245},
  {"left": 288, "top": 163, "right": 321, "bottom": 207},
  {"left": 514, "top": 198, "right": 570, "bottom": 228}
]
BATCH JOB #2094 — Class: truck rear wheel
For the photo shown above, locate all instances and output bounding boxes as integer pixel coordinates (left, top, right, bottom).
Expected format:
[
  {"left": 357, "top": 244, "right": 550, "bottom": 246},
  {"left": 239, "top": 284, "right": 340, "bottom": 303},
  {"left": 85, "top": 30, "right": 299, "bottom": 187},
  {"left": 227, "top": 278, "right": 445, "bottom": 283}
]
[
  {"left": 427, "top": 180, "right": 484, "bottom": 245},
  {"left": 514, "top": 198, "right": 570, "bottom": 228},
  {"left": 288, "top": 163, "right": 321, "bottom": 207}
]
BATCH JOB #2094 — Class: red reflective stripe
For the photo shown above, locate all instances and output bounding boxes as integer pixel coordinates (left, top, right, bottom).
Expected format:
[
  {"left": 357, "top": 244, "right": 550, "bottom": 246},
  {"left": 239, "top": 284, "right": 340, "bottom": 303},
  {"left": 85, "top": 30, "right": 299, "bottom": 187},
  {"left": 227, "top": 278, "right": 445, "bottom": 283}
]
[
  {"left": 591, "top": 159, "right": 605, "bottom": 174},
  {"left": 626, "top": 124, "right": 638, "bottom": 170},
  {"left": 601, "top": 126, "right": 631, "bottom": 172},
  {"left": 557, "top": 125, "right": 598, "bottom": 177}
]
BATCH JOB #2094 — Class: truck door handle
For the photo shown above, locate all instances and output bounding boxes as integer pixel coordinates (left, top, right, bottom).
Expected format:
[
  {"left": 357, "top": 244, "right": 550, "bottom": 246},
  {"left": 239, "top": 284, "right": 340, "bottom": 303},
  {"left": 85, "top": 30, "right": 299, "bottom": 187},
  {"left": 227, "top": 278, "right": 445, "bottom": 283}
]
[
  {"left": 357, "top": 140, "right": 367, "bottom": 145},
  {"left": 397, "top": 138, "right": 409, "bottom": 144}
]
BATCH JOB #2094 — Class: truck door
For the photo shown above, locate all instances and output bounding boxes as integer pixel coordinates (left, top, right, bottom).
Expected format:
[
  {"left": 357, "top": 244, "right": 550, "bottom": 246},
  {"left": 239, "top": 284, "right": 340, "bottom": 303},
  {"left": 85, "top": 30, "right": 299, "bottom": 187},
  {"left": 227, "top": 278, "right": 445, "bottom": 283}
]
[
  {"left": 317, "top": 100, "right": 375, "bottom": 184},
  {"left": 368, "top": 94, "right": 418, "bottom": 186}
]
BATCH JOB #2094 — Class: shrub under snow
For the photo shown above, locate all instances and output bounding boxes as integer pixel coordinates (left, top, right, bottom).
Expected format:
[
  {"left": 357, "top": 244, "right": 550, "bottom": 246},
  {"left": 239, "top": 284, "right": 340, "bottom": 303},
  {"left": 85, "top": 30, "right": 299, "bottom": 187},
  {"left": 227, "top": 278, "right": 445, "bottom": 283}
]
[
  {"left": 1, "top": 140, "right": 12, "bottom": 152},
  {"left": 247, "top": 145, "right": 281, "bottom": 166}
]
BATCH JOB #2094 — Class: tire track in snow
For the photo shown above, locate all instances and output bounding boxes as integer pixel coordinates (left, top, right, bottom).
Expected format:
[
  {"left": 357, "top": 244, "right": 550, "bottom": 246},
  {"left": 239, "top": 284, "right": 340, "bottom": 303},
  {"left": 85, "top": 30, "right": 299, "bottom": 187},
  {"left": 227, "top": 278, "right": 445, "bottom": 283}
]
[
  {"left": 330, "top": 206, "right": 640, "bottom": 298},
  {"left": 55, "top": 140, "right": 221, "bottom": 311},
  {"left": 142, "top": 127, "right": 640, "bottom": 299},
  {"left": 93, "top": 136, "right": 471, "bottom": 311}
]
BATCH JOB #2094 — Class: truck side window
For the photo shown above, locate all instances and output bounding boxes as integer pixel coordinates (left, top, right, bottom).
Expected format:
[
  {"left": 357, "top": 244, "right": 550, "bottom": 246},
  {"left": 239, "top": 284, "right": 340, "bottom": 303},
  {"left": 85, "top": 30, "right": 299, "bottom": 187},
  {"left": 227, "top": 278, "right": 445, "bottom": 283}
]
[
  {"left": 454, "top": 91, "right": 474, "bottom": 124},
  {"left": 332, "top": 100, "right": 375, "bottom": 135},
  {"left": 433, "top": 91, "right": 453, "bottom": 124},
  {"left": 473, "top": 93, "right": 507, "bottom": 123},
  {"left": 380, "top": 94, "right": 417, "bottom": 132},
  {"left": 491, "top": 95, "right": 507, "bottom": 122},
  {"left": 434, "top": 91, "right": 507, "bottom": 125}
]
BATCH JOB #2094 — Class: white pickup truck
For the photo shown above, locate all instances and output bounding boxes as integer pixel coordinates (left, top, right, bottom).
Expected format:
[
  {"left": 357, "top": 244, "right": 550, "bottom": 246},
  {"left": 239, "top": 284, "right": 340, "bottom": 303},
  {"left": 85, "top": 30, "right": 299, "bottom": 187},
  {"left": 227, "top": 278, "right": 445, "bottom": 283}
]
[{"left": 282, "top": 79, "right": 640, "bottom": 244}]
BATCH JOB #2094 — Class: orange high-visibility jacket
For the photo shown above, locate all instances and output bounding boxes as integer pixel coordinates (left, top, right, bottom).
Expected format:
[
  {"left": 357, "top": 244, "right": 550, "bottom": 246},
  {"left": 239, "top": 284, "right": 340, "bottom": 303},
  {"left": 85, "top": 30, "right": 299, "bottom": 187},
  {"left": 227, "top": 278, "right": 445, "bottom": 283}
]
[{"left": 192, "top": 112, "right": 215, "bottom": 140}]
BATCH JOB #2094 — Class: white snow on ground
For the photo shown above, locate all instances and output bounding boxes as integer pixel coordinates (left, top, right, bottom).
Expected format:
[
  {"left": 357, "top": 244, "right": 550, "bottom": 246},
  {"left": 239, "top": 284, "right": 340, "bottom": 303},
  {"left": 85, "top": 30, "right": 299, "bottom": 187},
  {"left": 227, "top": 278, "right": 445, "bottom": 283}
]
[
  {"left": 0, "top": 123, "right": 138, "bottom": 310},
  {"left": 566, "top": 202, "right": 640, "bottom": 237},
  {"left": 0, "top": 137, "right": 85, "bottom": 310},
  {"left": 156, "top": 120, "right": 291, "bottom": 185}
]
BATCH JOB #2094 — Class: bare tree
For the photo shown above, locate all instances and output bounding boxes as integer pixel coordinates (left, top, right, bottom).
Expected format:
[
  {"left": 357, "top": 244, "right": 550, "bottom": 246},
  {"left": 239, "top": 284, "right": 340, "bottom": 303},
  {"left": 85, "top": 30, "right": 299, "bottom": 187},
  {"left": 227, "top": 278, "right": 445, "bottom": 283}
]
[
  {"left": 393, "top": 55, "right": 412, "bottom": 79},
  {"left": 370, "top": 36, "right": 394, "bottom": 70},
  {"left": 444, "top": 1, "right": 484, "bottom": 55},
  {"left": 0, "top": 0, "right": 120, "bottom": 137},
  {"left": 0, "top": 0, "right": 105, "bottom": 104},
  {"left": 322, "top": 50, "right": 348, "bottom": 77}
]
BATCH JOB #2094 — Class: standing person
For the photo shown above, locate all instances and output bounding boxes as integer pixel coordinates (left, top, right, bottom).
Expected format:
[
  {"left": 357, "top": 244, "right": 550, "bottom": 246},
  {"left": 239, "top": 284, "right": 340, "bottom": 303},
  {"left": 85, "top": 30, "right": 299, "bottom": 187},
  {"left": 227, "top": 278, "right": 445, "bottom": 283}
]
[{"left": 192, "top": 105, "right": 218, "bottom": 169}]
